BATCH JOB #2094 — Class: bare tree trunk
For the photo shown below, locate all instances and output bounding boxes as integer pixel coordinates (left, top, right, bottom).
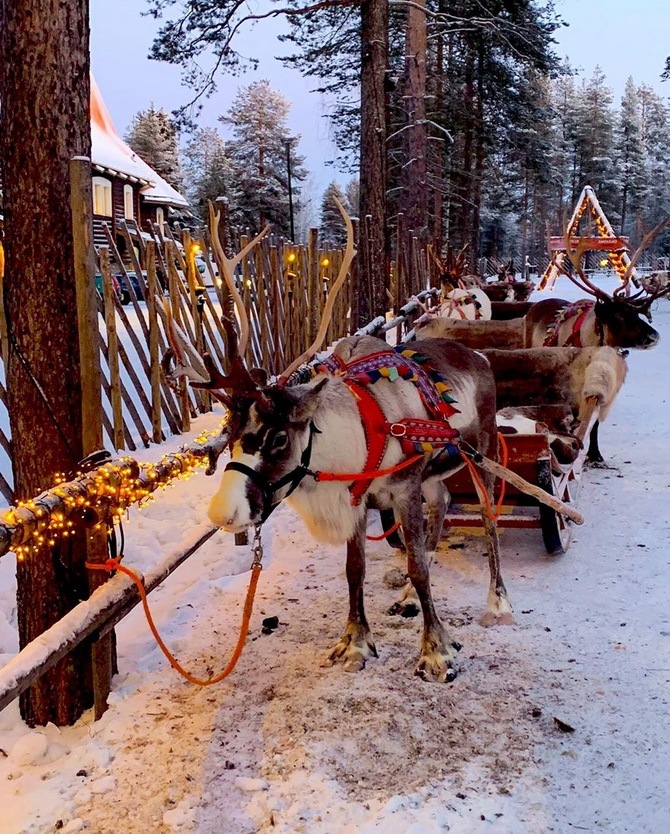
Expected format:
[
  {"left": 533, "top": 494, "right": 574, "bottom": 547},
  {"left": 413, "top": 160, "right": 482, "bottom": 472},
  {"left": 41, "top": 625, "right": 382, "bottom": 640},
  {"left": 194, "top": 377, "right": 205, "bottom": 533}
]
[
  {"left": 1, "top": 0, "right": 102, "bottom": 726},
  {"left": 431, "top": 30, "right": 445, "bottom": 250},
  {"left": 469, "top": 40, "right": 485, "bottom": 258},
  {"left": 357, "top": 0, "right": 389, "bottom": 326},
  {"left": 400, "top": 0, "right": 428, "bottom": 242}
]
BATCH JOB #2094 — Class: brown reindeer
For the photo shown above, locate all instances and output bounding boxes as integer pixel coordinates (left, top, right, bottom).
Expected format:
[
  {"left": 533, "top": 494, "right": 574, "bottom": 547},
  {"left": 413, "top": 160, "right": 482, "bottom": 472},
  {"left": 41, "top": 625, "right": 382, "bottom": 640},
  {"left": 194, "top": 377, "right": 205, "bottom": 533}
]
[
  {"left": 166, "top": 204, "right": 514, "bottom": 684},
  {"left": 526, "top": 222, "right": 670, "bottom": 351}
]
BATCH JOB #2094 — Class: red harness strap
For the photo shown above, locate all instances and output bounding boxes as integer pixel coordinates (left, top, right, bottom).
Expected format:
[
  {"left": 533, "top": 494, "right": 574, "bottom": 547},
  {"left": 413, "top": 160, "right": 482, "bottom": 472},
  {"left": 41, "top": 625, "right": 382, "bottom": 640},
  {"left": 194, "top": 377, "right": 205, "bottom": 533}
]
[
  {"left": 544, "top": 301, "right": 595, "bottom": 347},
  {"left": 343, "top": 379, "right": 389, "bottom": 505}
]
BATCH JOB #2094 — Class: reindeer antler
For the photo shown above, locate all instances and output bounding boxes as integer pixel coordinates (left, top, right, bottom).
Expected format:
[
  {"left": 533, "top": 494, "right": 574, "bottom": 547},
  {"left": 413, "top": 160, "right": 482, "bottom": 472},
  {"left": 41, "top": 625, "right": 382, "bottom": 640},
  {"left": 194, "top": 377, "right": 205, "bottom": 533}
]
[
  {"left": 208, "top": 201, "right": 271, "bottom": 358},
  {"left": 279, "top": 197, "right": 357, "bottom": 382},
  {"left": 614, "top": 218, "right": 670, "bottom": 298},
  {"left": 162, "top": 213, "right": 272, "bottom": 408},
  {"left": 559, "top": 230, "right": 610, "bottom": 300}
]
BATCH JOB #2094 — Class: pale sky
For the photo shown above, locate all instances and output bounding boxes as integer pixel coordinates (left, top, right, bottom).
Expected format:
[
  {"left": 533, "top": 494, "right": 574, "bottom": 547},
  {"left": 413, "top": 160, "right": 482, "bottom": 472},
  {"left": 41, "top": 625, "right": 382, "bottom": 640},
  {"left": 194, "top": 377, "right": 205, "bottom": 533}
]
[{"left": 91, "top": 0, "right": 670, "bottom": 195}]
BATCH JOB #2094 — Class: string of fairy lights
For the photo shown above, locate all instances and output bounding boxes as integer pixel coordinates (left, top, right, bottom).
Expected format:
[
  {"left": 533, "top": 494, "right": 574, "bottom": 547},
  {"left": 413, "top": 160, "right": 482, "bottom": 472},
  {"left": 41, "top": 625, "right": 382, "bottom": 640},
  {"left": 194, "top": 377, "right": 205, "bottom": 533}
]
[{"left": 1, "top": 429, "right": 223, "bottom": 561}]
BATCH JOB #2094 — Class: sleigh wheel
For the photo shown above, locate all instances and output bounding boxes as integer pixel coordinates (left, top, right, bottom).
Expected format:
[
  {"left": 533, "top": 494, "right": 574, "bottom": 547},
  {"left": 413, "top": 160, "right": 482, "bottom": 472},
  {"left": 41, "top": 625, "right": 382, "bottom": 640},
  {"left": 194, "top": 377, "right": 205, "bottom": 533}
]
[
  {"left": 537, "top": 457, "right": 573, "bottom": 556},
  {"left": 379, "top": 509, "right": 405, "bottom": 550}
]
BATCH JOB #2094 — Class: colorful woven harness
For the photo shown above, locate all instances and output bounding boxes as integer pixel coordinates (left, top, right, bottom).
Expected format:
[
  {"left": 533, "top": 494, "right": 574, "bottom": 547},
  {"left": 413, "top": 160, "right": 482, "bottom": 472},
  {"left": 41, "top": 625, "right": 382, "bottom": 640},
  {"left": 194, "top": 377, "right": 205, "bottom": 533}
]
[
  {"left": 313, "top": 347, "right": 461, "bottom": 505},
  {"left": 543, "top": 300, "right": 596, "bottom": 347},
  {"left": 442, "top": 291, "right": 483, "bottom": 320}
]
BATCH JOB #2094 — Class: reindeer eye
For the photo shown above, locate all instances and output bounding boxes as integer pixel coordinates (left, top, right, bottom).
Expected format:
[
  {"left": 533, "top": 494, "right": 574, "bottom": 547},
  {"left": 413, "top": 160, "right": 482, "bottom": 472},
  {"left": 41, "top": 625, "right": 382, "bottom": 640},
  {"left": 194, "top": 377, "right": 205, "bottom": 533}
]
[{"left": 270, "top": 431, "right": 289, "bottom": 453}]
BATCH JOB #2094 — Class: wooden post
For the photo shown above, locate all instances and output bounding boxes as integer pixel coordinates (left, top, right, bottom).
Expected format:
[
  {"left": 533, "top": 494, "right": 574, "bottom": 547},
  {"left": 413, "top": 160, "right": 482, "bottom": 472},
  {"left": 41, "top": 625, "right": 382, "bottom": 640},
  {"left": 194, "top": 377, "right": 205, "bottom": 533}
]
[
  {"left": 70, "top": 158, "right": 114, "bottom": 721},
  {"left": 166, "top": 243, "right": 191, "bottom": 432},
  {"left": 100, "top": 249, "right": 124, "bottom": 451},
  {"left": 146, "top": 243, "right": 163, "bottom": 443},
  {"left": 307, "top": 229, "right": 319, "bottom": 343}
]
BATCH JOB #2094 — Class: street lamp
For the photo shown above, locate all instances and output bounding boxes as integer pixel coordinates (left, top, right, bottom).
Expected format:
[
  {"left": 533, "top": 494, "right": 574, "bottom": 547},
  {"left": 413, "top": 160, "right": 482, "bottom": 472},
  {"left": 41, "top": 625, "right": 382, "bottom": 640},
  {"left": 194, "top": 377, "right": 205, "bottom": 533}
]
[{"left": 285, "top": 137, "right": 296, "bottom": 242}]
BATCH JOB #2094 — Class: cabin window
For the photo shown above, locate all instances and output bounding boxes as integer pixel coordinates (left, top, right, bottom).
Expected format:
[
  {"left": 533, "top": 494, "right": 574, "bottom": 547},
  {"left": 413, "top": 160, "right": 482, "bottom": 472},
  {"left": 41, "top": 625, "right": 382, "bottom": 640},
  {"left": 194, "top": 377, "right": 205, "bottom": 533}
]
[
  {"left": 123, "top": 184, "right": 134, "bottom": 220},
  {"left": 156, "top": 207, "right": 165, "bottom": 234},
  {"left": 92, "top": 176, "right": 112, "bottom": 216}
]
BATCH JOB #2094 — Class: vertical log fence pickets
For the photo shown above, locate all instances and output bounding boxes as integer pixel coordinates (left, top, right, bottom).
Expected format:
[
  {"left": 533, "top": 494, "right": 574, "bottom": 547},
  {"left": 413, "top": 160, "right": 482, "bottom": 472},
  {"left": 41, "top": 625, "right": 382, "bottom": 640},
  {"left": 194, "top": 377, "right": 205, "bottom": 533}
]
[{"left": 0, "top": 224, "right": 442, "bottom": 504}]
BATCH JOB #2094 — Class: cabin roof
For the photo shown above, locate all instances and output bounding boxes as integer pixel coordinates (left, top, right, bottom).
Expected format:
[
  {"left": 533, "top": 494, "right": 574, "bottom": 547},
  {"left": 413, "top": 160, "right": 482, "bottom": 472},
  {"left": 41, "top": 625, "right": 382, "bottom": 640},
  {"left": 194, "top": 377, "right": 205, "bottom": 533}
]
[{"left": 91, "top": 77, "right": 189, "bottom": 209}]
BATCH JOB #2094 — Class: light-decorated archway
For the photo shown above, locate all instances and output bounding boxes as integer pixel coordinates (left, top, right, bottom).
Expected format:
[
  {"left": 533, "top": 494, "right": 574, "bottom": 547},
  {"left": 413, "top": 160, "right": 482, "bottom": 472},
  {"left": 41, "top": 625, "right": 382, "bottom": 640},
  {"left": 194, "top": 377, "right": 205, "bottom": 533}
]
[{"left": 539, "top": 185, "right": 635, "bottom": 290}]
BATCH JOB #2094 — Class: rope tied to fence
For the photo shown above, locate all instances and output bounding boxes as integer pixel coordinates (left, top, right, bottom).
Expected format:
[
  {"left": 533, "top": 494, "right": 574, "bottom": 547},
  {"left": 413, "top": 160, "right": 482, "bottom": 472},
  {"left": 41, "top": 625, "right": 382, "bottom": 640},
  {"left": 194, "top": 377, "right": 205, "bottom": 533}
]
[{"left": 86, "top": 555, "right": 262, "bottom": 686}]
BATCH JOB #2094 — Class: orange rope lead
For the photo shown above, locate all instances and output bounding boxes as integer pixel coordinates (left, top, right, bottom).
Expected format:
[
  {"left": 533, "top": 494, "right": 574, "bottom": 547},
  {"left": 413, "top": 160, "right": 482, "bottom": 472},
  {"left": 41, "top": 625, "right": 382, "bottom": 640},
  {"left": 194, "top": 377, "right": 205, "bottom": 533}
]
[
  {"left": 86, "top": 558, "right": 262, "bottom": 686},
  {"left": 460, "top": 432, "right": 509, "bottom": 522},
  {"left": 366, "top": 519, "right": 402, "bottom": 541}
]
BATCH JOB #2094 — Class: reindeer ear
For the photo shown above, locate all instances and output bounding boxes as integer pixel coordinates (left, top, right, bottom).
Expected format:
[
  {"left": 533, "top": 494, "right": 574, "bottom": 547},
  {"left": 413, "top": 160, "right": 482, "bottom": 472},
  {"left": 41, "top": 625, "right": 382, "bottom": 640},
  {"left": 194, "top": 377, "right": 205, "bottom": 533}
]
[
  {"left": 290, "top": 378, "right": 329, "bottom": 425},
  {"left": 249, "top": 367, "right": 268, "bottom": 387}
]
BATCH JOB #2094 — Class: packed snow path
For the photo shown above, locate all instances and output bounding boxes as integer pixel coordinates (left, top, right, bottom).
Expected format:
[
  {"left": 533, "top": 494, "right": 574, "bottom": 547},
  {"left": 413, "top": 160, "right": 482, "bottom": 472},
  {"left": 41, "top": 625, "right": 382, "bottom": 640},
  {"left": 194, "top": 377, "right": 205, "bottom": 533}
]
[{"left": 0, "top": 293, "right": 669, "bottom": 833}]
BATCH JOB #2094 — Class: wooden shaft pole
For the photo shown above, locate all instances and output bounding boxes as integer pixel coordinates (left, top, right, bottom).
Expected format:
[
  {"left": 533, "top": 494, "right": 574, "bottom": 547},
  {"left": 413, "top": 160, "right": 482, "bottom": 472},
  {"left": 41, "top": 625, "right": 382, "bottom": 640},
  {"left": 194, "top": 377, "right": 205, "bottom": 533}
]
[{"left": 470, "top": 454, "right": 584, "bottom": 525}]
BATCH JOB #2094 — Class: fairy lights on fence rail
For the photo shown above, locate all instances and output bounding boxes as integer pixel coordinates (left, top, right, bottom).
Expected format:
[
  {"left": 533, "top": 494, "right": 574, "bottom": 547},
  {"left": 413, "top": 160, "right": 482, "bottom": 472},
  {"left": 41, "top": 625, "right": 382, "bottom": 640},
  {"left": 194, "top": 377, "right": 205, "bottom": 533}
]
[{"left": 0, "top": 429, "right": 230, "bottom": 560}]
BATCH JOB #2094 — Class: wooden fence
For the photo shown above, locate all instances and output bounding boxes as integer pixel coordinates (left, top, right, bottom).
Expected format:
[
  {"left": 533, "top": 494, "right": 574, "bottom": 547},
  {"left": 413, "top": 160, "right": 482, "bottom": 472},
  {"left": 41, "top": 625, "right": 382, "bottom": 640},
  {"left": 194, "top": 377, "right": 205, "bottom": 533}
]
[
  {"left": 0, "top": 223, "right": 355, "bottom": 503},
  {"left": 0, "top": 285, "right": 437, "bottom": 718}
]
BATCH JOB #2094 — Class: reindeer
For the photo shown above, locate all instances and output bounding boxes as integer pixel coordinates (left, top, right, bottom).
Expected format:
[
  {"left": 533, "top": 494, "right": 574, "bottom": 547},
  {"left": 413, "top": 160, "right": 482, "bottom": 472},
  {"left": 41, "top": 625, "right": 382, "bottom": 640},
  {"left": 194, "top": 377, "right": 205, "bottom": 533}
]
[
  {"left": 525, "top": 224, "right": 670, "bottom": 461},
  {"left": 525, "top": 224, "right": 670, "bottom": 351},
  {"left": 166, "top": 203, "right": 514, "bottom": 684},
  {"left": 482, "top": 259, "right": 535, "bottom": 303},
  {"left": 428, "top": 245, "right": 492, "bottom": 321}
]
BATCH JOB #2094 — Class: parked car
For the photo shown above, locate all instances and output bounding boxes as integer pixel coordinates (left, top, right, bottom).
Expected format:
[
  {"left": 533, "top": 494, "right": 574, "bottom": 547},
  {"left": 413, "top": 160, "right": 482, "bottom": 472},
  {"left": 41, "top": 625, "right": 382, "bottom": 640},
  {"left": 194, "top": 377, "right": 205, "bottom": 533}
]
[
  {"left": 94, "top": 272, "right": 124, "bottom": 306},
  {"left": 114, "top": 271, "right": 145, "bottom": 302}
]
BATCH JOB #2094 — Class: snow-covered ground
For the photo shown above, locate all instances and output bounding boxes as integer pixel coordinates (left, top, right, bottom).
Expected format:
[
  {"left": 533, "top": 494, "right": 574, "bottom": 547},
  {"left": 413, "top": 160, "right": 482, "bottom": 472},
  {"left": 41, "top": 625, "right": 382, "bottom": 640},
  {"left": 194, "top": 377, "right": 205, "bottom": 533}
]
[{"left": 1, "top": 276, "right": 669, "bottom": 833}]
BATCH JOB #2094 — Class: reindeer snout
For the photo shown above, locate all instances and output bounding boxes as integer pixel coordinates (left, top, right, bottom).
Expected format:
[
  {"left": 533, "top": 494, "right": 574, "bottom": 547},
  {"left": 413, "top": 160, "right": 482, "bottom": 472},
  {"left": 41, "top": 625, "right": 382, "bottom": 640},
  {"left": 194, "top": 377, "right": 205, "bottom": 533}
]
[{"left": 640, "top": 331, "right": 659, "bottom": 349}]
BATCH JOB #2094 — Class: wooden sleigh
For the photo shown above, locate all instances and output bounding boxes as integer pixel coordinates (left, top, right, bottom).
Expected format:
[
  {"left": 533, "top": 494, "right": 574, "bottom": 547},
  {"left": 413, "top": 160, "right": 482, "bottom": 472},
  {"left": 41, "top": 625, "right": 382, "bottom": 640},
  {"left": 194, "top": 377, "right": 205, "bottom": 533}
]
[{"left": 443, "top": 348, "right": 608, "bottom": 556}]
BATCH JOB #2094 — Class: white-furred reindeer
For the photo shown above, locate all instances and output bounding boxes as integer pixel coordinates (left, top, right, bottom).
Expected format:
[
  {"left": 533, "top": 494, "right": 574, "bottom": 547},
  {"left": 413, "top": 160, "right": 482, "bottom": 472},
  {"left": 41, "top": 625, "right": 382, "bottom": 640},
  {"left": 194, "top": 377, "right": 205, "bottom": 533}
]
[
  {"left": 429, "top": 245, "right": 492, "bottom": 321},
  {"left": 166, "top": 202, "right": 515, "bottom": 684}
]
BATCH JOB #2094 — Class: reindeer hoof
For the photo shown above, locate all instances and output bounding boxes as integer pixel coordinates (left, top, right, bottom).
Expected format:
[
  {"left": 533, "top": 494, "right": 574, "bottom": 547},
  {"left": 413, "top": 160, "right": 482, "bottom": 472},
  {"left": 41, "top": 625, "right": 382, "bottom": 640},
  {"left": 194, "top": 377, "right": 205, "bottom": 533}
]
[
  {"left": 480, "top": 610, "right": 515, "bottom": 627},
  {"left": 321, "top": 627, "right": 378, "bottom": 672},
  {"left": 387, "top": 601, "right": 420, "bottom": 618},
  {"left": 415, "top": 654, "right": 458, "bottom": 683}
]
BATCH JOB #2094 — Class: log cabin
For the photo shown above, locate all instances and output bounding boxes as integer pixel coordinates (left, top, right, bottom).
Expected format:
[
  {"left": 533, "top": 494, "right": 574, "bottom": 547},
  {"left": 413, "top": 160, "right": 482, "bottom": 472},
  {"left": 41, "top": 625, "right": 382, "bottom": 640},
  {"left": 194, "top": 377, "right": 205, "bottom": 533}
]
[{"left": 91, "top": 77, "right": 189, "bottom": 265}]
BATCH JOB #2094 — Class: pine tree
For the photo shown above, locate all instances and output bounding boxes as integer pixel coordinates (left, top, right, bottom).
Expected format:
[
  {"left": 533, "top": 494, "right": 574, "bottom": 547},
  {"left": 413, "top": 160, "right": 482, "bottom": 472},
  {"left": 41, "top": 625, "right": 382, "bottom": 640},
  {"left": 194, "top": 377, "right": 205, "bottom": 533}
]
[
  {"left": 125, "top": 105, "right": 183, "bottom": 189},
  {"left": 345, "top": 178, "right": 360, "bottom": 215},
  {"left": 637, "top": 84, "right": 670, "bottom": 253},
  {"left": 182, "top": 127, "right": 241, "bottom": 224},
  {"left": 616, "top": 78, "right": 646, "bottom": 235},
  {"left": 572, "top": 69, "right": 618, "bottom": 216},
  {"left": 319, "top": 181, "right": 350, "bottom": 245},
  {"left": 220, "top": 80, "right": 307, "bottom": 237}
]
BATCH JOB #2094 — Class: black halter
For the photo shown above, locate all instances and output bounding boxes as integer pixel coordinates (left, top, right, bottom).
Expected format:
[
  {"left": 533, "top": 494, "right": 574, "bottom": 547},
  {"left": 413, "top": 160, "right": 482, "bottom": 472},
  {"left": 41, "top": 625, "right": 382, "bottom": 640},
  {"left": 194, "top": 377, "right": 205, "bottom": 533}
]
[{"left": 224, "top": 422, "right": 321, "bottom": 523}]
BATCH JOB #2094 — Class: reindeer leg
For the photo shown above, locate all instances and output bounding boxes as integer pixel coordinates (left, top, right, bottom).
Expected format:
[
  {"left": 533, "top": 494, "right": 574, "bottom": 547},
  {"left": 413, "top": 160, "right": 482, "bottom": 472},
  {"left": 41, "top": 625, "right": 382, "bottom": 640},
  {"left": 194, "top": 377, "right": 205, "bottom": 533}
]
[
  {"left": 586, "top": 420, "right": 605, "bottom": 465},
  {"left": 397, "top": 482, "right": 460, "bottom": 683},
  {"left": 477, "top": 471, "right": 514, "bottom": 627},
  {"left": 322, "top": 514, "right": 378, "bottom": 673},
  {"left": 388, "top": 479, "right": 446, "bottom": 619}
]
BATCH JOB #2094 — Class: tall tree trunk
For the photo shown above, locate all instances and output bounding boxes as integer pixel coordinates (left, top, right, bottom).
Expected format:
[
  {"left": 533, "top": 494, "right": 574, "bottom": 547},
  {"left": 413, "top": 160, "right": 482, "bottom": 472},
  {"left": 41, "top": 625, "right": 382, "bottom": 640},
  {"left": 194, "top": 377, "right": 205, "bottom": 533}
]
[
  {"left": 469, "top": 39, "right": 485, "bottom": 258},
  {"left": 400, "top": 0, "right": 428, "bottom": 242},
  {"left": 431, "top": 24, "right": 445, "bottom": 251},
  {"left": 1, "top": 0, "right": 103, "bottom": 726},
  {"left": 357, "top": 0, "right": 389, "bottom": 326}
]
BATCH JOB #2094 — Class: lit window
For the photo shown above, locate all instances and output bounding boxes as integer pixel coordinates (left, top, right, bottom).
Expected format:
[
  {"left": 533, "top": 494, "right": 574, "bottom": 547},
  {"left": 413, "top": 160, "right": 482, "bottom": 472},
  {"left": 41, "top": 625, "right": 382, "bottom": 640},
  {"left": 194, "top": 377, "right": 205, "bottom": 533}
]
[
  {"left": 92, "top": 176, "right": 112, "bottom": 216},
  {"left": 123, "top": 184, "right": 134, "bottom": 220},
  {"left": 156, "top": 207, "right": 165, "bottom": 234}
]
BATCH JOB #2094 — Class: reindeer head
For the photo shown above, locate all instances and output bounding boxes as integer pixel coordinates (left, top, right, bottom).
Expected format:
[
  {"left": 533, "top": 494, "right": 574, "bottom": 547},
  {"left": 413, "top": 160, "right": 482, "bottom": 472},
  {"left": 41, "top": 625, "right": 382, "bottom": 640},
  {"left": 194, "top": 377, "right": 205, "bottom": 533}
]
[
  {"left": 208, "top": 377, "right": 330, "bottom": 531},
  {"left": 164, "top": 197, "right": 356, "bottom": 533},
  {"left": 592, "top": 295, "right": 660, "bottom": 349},
  {"left": 430, "top": 244, "right": 469, "bottom": 293}
]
